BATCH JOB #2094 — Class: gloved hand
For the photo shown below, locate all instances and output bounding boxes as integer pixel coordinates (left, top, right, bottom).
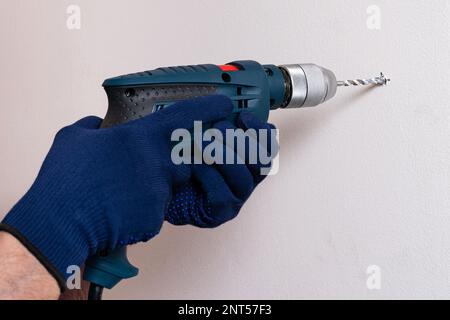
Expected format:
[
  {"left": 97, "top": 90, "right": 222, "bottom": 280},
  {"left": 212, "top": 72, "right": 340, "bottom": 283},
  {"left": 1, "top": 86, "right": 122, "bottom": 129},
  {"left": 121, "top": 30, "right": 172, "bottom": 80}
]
[
  {"left": 166, "top": 111, "right": 277, "bottom": 227},
  {"left": 0, "top": 95, "right": 277, "bottom": 290}
]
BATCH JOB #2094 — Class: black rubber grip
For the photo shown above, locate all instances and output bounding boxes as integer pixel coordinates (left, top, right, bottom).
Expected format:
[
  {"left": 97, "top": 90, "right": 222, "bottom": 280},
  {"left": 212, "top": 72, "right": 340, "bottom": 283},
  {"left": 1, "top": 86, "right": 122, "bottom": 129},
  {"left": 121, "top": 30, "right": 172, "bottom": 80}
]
[{"left": 102, "top": 84, "right": 218, "bottom": 128}]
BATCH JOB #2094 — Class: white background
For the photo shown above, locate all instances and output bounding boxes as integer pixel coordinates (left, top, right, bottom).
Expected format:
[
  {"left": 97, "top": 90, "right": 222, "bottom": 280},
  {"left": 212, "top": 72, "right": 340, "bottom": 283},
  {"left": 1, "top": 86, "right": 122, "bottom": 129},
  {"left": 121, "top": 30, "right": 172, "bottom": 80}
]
[{"left": 1, "top": 0, "right": 449, "bottom": 299}]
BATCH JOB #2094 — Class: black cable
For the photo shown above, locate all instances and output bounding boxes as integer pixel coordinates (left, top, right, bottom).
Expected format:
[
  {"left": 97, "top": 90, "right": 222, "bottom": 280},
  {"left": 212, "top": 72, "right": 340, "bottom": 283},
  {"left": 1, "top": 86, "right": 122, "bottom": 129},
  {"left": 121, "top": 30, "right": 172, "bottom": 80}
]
[{"left": 88, "top": 283, "right": 104, "bottom": 300}]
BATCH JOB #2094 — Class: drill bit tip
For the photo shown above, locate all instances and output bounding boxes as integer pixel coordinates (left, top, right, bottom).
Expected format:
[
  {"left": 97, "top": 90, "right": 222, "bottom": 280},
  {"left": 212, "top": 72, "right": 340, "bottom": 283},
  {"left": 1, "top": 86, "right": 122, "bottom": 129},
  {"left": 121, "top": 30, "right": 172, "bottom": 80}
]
[{"left": 337, "top": 72, "right": 390, "bottom": 87}]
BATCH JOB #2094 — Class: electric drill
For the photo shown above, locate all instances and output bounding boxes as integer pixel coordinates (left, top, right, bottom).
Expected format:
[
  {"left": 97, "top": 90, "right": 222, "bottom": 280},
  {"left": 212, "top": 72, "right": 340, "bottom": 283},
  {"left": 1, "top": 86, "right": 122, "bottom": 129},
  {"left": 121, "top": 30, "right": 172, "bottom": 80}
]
[{"left": 83, "top": 60, "right": 388, "bottom": 299}]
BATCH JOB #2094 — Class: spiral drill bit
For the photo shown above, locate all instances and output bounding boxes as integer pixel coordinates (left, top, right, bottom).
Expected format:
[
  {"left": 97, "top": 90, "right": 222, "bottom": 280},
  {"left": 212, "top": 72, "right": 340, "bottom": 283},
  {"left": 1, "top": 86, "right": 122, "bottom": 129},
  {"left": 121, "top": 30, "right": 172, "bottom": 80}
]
[{"left": 337, "top": 72, "right": 390, "bottom": 87}]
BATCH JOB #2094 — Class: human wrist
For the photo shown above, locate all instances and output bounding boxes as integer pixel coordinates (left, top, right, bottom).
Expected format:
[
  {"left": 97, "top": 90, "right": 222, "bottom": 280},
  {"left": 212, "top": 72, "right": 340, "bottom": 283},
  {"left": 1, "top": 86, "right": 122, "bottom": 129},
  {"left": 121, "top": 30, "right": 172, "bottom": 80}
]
[{"left": 0, "top": 231, "right": 60, "bottom": 299}]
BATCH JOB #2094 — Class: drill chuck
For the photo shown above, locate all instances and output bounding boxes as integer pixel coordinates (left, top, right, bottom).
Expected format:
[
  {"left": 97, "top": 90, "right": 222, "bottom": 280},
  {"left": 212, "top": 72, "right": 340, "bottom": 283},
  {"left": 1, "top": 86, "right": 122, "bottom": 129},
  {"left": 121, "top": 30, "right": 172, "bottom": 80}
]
[{"left": 279, "top": 64, "right": 338, "bottom": 109}]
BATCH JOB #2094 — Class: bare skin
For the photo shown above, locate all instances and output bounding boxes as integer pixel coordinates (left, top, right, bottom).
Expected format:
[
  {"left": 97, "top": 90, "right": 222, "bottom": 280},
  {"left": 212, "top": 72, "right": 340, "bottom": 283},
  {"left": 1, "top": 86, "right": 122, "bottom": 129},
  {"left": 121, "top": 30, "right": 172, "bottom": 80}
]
[{"left": 0, "top": 231, "right": 60, "bottom": 300}]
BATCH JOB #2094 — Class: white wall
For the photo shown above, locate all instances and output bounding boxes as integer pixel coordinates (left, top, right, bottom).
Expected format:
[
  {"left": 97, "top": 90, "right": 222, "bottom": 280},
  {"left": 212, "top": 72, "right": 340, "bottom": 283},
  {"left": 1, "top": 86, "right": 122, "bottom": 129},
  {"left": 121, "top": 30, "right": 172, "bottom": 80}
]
[{"left": 1, "top": 0, "right": 449, "bottom": 299}]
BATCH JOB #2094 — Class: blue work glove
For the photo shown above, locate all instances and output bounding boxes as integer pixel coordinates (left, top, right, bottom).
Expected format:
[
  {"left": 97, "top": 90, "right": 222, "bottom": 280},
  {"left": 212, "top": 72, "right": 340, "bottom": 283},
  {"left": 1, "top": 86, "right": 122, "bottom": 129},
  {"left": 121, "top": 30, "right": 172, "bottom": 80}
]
[
  {"left": 0, "top": 95, "right": 277, "bottom": 290},
  {"left": 166, "top": 111, "right": 277, "bottom": 227}
]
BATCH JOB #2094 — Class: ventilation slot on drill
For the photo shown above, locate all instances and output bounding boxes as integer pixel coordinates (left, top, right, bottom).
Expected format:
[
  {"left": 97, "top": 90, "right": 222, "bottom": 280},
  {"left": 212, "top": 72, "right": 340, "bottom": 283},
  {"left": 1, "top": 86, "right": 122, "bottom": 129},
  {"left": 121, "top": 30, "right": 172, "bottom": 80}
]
[
  {"left": 153, "top": 104, "right": 166, "bottom": 112},
  {"left": 237, "top": 87, "right": 248, "bottom": 109},
  {"left": 238, "top": 100, "right": 248, "bottom": 109}
]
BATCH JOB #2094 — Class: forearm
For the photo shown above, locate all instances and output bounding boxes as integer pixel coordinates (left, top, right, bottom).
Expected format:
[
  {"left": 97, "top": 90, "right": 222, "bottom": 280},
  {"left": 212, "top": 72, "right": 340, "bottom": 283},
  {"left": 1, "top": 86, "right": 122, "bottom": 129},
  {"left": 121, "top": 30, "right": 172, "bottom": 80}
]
[{"left": 0, "top": 231, "right": 60, "bottom": 300}]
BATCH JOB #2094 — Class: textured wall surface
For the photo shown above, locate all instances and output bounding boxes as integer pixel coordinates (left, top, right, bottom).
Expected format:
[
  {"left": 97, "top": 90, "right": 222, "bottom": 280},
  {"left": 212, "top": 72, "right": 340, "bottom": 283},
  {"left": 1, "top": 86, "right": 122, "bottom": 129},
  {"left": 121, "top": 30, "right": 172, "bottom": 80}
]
[{"left": 1, "top": 0, "right": 449, "bottom": 299}]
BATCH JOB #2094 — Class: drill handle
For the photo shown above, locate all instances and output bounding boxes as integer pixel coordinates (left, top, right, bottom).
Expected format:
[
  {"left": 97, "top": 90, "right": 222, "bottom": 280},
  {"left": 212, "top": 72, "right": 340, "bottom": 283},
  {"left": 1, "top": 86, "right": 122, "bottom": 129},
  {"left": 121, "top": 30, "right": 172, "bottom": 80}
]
[{"left": 84, "top": 247, "right": 138, "bottom": 289}]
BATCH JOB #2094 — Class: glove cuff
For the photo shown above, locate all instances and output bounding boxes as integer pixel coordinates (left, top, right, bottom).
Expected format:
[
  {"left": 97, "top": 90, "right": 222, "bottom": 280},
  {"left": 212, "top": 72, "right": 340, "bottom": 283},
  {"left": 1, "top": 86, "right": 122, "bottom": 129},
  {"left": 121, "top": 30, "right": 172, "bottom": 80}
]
[{"left": 1, "top": 176, "right": 108, "bottom": 288}]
